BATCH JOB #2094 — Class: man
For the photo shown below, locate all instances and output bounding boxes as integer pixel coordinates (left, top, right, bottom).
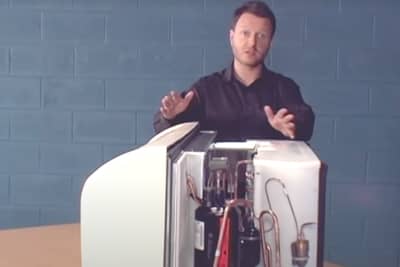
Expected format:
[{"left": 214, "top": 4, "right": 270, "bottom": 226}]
[{"left": 153, "top": 0, "right": 314, "bottom": 141}]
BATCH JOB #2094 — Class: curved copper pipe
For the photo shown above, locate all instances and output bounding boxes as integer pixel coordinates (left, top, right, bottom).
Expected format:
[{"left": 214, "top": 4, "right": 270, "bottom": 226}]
[
  {"left": 212, "top": 199, "right": 253, "bottom": 267},
  {"left": 265, "top": 177, "right": 300, "bottom": 237},
  {"left": 259, "top": 210, "right": 273, "bottom": 267},
  {"left": 186, "top": 173, "right": 202, "bottom": 205},
  {"left": 259, "top": 210, "right": 281, "bottom": 267},
  {"left": 300, "top": 222, "right": 316, "bottom": 239}
]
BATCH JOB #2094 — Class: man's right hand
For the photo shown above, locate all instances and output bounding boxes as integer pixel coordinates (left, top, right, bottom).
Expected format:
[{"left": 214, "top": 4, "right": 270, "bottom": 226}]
[
  {"left": 264, "top": 105, "right": 296, "bottom": 139},
  {"left": 160, "top": 90, "right": 194, "bottom": 120}
]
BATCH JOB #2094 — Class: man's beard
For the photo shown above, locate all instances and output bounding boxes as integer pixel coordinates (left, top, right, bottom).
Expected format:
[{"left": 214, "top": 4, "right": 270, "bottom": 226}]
[
  {"left": 232, "top": 47, "right": 267, "bottom": 68},
  {"left": 237, "top": 55, "right": 264, "bottom": 68}
]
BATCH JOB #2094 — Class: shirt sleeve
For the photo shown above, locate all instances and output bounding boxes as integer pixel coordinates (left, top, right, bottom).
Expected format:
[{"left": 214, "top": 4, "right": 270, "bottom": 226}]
[{"left": 277, "top": 79, "right": 315, "bottom": 141}]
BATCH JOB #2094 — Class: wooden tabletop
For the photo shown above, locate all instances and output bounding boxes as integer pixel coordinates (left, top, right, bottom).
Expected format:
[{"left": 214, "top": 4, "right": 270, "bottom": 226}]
[
  {"left": 0, "top": 223, "right": 343, "bottom": 267},
  {"left": 0, "top": 223, "right": 81, "bottom": 267}
]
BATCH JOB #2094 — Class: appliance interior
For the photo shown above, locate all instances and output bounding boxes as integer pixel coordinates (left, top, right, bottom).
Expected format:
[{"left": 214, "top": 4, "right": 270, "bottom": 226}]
[{"left": 168, "top": 132, "right": 325, "bottom": 267}]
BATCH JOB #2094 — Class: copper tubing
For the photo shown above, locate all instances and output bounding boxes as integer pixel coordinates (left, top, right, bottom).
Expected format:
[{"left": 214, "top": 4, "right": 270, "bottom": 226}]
[
  {"left": 212, "top": 199, "right": 253, "bottom": 267},
  {"left": 186, "top": 173, "right": 202, "bottom": 205},
  {"left": 264, "top": 242, "right": 272, "bottom": 267},
  {"left": 265, "top": 178, "right": 317, "bottom": 267},
  {"left": 299, "top": 222, "right": 316, "bottom": 239},
  {"left": 259, "top": 210, "right": 281, "bottom": 267},
  {"left": 265, "top": 177, "right": 300, "bottom": 237}
]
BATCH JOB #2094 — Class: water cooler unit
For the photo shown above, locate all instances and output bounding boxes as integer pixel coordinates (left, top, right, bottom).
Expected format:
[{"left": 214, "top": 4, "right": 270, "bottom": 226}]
[{"left": 81, "top": 122, "right": 326, "bottom": 267}]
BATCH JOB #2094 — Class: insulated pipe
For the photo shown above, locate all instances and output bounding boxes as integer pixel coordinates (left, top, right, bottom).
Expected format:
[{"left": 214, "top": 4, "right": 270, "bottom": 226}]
[{"left": 212, "top": 199, "right": 253, "bottom": 267}]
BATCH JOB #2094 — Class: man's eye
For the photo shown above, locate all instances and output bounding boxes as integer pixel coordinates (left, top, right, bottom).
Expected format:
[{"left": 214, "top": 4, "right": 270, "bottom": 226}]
[
  {"left": 257, "top": 32, "right": 267, "bottom": 40},
  {"left": 241, "top": 30, "right": 250, "bottom": 37}
]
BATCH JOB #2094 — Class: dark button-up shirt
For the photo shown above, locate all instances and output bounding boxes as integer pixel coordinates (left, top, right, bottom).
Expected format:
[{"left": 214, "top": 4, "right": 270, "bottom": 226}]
[{"left": 153, "top": 65, "right": 315, "bottom": 141}]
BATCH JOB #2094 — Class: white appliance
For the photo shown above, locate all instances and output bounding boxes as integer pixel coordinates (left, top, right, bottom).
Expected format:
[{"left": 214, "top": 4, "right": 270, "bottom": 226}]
[{"left": 80, "top": 122, "right": 326, "bottom": 267}]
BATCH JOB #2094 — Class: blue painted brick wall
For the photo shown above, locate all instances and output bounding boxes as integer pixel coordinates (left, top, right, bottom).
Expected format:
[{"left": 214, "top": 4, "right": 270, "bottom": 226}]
[
  {"left": 0, "top": 1, "right": 399, "bottom": 267},
  {"left": 0, "top": 10, "right": 41, "bottom": 42}
]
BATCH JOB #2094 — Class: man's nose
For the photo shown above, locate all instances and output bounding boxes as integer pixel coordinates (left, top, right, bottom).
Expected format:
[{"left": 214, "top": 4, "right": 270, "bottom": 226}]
[{"left": 248, "top": 34, "right": 257, "bottom": 47}]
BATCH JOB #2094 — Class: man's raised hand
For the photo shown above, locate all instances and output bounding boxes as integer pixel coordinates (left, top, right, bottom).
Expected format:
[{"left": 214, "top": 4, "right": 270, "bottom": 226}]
[
  {"left": 160, "top": 91, "right": 194, "bottom": 120},
  {"left": 264, "top": 105, "right": 295, "bottom": 139}
]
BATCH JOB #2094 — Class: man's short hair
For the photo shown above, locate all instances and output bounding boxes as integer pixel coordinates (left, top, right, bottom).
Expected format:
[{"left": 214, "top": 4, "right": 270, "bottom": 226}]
[{"left": 231, "top": 1, "right": 276, "bottom": 37}]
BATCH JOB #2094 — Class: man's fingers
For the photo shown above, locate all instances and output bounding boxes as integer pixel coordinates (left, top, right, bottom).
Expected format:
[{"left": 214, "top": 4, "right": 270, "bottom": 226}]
[
  {"left": 161, "top": 96, "right": 173, "bottom": 109},
  {"left": 184, "top": 91, "right": 194, "bottom": 103},
  {"left": 161, "top": 90, "right": 193, "bottom": 120},
  {"left": 160, "top": 106, "right": 171, "bottom": 115},
  {"left": 285, "top": 122, "right": 296, "bottom": 139},
  {"left": 275, "top": 108, "right": 288, "bottom": 118},
  {"left": 263, "top": 106, "right": 296, "bottom": 139},
  {"left": 163, "top": 91, "right": 185, "bottom": 108},
  {"left": 264, "top": 106, "right": 274, "bottom": 121},
  {"left": 160, "top": 106, "right": 169, "bottom": 118},
  {"left": 169, "top": 90, "right": 179, "bottom": 98},
  {"left": 160, "top": 106, "right": 176, "bottom": 120},
  {"left": 282, "top": 113, "right": 294, "bottom": 124},
  {"left": 161, "top": 95, "right": 176, "bottom": 119},
  {"left": 169, "top": 91, "right": 180, "bottom": 104},
  {"left": 161, "top": 96, "right": 168, "bottom": 108},
  {"left": 287, "top": 122, "right": 295, "bottom": 130}
]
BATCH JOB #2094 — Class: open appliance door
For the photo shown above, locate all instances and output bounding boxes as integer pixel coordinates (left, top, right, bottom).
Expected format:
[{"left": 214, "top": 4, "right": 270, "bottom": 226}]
[{"left": 80, "top": 122, "right": 200, "bottom": 267}]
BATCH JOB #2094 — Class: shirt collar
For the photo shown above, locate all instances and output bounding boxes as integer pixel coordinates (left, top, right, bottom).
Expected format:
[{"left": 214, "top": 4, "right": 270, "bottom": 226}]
[{"left": 222, "top": 62, "right": 270, "bottom": 83}]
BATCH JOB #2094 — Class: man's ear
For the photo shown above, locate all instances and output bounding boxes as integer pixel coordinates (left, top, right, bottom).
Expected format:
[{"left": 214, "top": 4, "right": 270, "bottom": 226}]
[{"left": 229, "top": 29, "right": 234, "bottom": 46}]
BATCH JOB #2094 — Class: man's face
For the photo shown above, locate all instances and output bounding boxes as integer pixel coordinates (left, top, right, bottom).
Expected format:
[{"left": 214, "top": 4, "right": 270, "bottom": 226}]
[{"left": 230, "top": 12, "right": 273, "bottom": 68}]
